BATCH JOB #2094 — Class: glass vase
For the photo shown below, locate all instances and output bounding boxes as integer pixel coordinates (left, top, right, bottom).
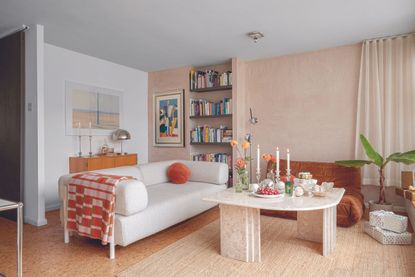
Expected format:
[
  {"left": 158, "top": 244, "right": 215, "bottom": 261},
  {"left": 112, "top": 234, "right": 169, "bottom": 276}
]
[
  {"left": 240, "top": 170, "right": 250, "bottom": 191},
  {"left": 235, "top": 170, "right": 249, "bottom": 193}
]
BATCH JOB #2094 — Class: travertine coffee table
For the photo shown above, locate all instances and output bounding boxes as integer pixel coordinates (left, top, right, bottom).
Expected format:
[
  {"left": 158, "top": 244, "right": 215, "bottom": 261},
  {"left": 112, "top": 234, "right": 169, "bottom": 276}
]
[{"left": 203, "top": 188, "right": 345, "bottom": 262}]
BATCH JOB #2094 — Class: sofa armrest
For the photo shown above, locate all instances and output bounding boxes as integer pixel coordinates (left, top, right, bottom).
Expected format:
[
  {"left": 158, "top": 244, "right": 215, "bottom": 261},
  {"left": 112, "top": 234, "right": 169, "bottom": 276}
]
[
  {"left": 115, "top": 180, "right": 148, "bottom": 216},
  {"left": 58, "top": 175, "right": 148, "bottom": 216},
  {"left": 181, "top": 161, "right": 229, "bottom": 185}
]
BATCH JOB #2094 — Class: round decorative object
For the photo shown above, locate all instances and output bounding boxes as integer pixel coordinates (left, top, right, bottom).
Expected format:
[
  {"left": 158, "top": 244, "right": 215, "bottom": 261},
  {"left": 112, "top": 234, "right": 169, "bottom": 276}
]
[
  {"left": 167, "top": 162, "right": 191, "bottom": 184},
  {"left": 294, "top": 186, "right": 304, "bottom": 197},
  {"left": 276, "top": 181, "right": 285, "bottom": 191},
  {"left": 259, "top": 179, "right": 274, "bottom": 188}
]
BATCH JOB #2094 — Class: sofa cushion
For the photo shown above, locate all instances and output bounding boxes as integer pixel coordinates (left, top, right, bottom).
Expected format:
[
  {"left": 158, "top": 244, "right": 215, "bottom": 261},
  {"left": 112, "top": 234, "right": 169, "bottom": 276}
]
[
  {"left": 114, "top": 181, "right": 227, "bottom": 246},
  {"left": 138, "top": 160, "right": 177, "bottom": 185},
  {"left": 167, "top": 162, "right": 191, "bottom": 184},
  {"left": 92, "top": 166, "right": 143, "bottom": 181},
  {"left": 182, "top": 161, "right": 229, "bottom": 185}
]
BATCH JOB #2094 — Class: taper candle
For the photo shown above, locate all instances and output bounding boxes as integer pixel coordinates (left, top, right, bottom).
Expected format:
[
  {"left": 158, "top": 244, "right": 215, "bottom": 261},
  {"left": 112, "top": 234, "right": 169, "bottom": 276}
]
[
  {"left": 257, "top": 144, "right": 260, "bottom": 172},
  {"left": 276, "top": 147, "right": 280, "bottom": 176},
  {"left": 287, "top": 148, "right": 290, "bottom": 173}
]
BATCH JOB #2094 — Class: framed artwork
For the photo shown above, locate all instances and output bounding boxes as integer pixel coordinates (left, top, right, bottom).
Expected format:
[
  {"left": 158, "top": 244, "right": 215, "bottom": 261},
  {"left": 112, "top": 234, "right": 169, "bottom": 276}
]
[
  {"left": 154, "top": 89, "right": 184, "bottom": 147},
  {"left": 65, "top": 81, "right": 123, "bottom": 136}
]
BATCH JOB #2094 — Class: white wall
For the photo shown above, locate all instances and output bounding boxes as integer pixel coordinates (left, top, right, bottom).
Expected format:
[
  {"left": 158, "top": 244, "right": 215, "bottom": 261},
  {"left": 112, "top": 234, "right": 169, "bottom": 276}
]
[{"left": 44, "top": 44, "right": 148, "bottom": 210}]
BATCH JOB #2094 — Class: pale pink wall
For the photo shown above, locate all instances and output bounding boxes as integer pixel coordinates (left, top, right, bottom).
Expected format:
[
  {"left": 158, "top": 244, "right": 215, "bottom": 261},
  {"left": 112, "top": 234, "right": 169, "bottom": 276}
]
[
  {"left": 148, "top": 66, "right": 192, "bottom": 162},
  {"left": 245, "top": 43, "right": 362, "bottom": 163}
]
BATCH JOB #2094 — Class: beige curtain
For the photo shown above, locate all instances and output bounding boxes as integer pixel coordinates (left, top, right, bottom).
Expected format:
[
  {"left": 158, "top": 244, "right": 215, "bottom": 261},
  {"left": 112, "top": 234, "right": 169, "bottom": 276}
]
[{"left": 356, "top": 34, "right": 415, "bottom": 187}]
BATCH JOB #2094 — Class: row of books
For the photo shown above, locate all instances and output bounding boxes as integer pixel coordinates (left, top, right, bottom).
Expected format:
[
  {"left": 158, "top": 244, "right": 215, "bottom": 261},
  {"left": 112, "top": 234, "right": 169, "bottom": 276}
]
[
  {"left": 190, "top": 98, "right": 232, "bottom": 117},
  {"left": 189, "top": 70, "right": 232, "bottom": 90},
  {"left": 191, "top": 153, "right": 232, "bottom": 167},
  {"left": 190, "top": 126, "right": 232, "bottom": 143}
]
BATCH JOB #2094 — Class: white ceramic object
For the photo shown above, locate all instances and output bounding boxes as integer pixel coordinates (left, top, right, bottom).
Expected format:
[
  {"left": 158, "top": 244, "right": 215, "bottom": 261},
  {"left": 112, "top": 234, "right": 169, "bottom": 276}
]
[{"left": 295, "top": 187, "right": 304, "bottom": 197}]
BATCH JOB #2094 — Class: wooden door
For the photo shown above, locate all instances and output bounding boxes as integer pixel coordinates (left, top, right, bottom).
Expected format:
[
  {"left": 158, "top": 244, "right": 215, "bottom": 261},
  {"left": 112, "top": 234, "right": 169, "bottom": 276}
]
[{"left": 0, "top": 31, "right": 25, "bottom": 220}]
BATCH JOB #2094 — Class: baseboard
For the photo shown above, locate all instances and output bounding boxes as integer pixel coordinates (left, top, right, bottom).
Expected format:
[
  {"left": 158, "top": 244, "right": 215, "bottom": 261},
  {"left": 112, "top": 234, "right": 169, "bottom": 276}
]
[
  {"left": 45, "top": 202, "right": 61, "bottom": 212},
  {"left": 24, "top": 216, "right": 47, "bottom": 226}
]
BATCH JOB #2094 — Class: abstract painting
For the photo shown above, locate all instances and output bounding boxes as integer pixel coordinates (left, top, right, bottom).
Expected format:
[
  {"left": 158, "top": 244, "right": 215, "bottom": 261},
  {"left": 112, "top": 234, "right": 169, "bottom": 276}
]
[
  {"left": 154, "top": 89, "right": 184, "bottom": 147},
  {"left": 65, "top": 81, "right": 123, "bottom": 135}
]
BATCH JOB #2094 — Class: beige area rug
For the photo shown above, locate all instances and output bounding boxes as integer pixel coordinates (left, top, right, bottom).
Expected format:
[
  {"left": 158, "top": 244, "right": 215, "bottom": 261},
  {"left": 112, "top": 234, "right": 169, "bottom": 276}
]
[{"left": 117, "top": 216, "right": 415, "bottom": 277}]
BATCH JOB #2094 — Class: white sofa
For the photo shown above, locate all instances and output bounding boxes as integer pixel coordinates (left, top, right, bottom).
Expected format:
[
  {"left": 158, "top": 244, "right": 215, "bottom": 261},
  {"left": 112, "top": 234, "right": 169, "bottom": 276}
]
[{"left": 59, "top": 160, "right": 228, "bottom": 258}]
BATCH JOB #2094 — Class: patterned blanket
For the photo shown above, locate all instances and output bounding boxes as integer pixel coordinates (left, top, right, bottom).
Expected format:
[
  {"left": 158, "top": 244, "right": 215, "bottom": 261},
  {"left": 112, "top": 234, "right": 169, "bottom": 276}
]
[{"left": 67, "top": 172, "right": 133, "bottom": 245}]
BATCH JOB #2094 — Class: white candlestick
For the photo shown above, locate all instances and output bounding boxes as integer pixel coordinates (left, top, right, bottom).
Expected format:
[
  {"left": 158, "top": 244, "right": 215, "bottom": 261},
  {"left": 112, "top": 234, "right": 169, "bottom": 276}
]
[
  {"left": 287, "top": 148, "right": 290, "bottom": 173},
  {"left": 257, "top": 144, "right": 260, "bottom": 172},
  {"left": 276, "top": 147, "right": 280, "bottom": 176}
]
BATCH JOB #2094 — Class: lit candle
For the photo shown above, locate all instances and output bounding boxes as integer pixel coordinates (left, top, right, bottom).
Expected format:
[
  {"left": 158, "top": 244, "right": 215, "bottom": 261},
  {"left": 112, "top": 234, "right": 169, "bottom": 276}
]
[
  {"left": 89, "top": 121, "right": 92, "bottom": 135},
  {"left": 257, "top": 144, "right": 260, "bottom": 172},
  {"left": 276, "top": 147, "right": 280, "bottom": 177},
  {"left": 287, "top": 148, "right": 290, "bottom": 173}
]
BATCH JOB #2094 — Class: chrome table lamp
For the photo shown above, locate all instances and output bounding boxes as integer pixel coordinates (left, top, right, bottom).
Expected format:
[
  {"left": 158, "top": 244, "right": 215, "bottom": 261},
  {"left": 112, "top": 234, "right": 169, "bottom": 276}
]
[{"left": 112, "top": 129, "right": 131, "bottom": 155}]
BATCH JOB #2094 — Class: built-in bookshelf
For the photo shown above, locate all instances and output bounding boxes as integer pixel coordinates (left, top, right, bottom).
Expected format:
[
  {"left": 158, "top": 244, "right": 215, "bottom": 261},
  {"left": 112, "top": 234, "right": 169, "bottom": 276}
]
[{"left": 189, "top": 63, "right": 235, "bottom": 185}]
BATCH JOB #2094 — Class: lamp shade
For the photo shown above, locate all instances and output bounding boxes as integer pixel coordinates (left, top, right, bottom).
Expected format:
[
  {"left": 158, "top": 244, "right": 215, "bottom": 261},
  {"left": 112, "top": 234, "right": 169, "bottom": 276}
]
[{"left": 112, "top": 129, "right": 131, "bottom": 141}]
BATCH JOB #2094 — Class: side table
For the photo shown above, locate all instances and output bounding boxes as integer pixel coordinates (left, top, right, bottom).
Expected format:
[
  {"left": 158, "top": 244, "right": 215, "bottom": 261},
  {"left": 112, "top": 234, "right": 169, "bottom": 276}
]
[{"left": 0, "top": 199, "right": 23, "bottom": 277}]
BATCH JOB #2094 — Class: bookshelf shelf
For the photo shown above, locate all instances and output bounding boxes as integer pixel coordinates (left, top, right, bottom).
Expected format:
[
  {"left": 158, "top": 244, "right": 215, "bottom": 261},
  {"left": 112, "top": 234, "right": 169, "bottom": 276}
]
[
  {"left": 190, "top": 142, "right": 231, "bottom": 146},
  {"left": 190, "top": 85, "right": 232, "bottom": 93},
  {"left": 189, "top": 114, "right": 232, "bottom": 119}
]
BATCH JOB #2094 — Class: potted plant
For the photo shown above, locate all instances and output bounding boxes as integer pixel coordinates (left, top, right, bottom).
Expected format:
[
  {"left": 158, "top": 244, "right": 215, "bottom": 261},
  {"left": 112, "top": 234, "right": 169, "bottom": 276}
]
[{"left": 335, "top": 134, "right": 415, "bottom": 211}]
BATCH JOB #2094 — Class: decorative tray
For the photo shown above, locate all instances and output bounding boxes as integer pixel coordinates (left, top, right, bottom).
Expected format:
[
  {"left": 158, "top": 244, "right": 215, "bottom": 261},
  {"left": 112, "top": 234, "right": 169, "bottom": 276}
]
[{"left": 252, "top": 192, "right": 284, "bottom": 199}]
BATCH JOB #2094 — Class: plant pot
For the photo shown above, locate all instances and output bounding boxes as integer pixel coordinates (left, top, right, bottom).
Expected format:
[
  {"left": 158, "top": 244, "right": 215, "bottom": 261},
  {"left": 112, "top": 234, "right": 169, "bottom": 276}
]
[{"left": 368, "top": 200, "right": 393, "bottom": 212}]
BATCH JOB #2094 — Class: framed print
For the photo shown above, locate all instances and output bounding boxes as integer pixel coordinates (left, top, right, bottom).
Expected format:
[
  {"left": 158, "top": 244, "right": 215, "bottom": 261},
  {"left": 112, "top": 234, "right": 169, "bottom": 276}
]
[
  {"left": 154, "top": 89, "right": 184, "bottom": 147},
  {"left": 65, "top": 81, "right": 123, "bottom": 136}
]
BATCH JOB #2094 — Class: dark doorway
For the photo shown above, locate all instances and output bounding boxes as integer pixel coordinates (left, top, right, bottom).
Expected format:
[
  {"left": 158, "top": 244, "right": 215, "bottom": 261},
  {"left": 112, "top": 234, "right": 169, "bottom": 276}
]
[{"left": 0, "top": 31, "right": 25, "bottom": 220}]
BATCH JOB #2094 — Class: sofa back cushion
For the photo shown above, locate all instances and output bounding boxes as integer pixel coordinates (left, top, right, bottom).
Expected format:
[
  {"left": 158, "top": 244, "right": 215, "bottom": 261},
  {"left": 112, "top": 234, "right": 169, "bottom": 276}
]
[
  {"left": 92, "top": 166, "right": 143, "bottom": 181},
  {"left": 267, "top": 159, "right": 361, "bottom": 193},
  {"left": 138, "top": 160, "right": 229, "bottom": 186},
  {"left": 181, "top": 160, "right": 228, "bottom": 185},
  {"left": 139, "top": 160, "right": 177, "bottom": 186}
]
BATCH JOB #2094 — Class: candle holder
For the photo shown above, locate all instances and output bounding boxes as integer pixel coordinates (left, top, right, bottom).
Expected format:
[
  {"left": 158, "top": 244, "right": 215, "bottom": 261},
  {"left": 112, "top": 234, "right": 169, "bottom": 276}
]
[
  {"left": 78, "top": 135, "right": 82, "bottom": 157},
  {"left": 256, "top": 169, "right": 261, "bottom": 185},
  {"left": 88, "top": 135, "right": 93, "bottom": 157}
]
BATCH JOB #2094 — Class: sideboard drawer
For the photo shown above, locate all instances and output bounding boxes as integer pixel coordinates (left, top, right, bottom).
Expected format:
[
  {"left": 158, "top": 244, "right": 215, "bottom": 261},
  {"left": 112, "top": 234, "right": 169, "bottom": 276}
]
[{"left": 69, "top": 154, "right": 138, "bottom": 173}]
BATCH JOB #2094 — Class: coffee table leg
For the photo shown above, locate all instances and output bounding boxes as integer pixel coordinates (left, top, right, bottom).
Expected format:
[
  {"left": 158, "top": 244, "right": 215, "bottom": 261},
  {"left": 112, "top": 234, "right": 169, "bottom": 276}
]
[
  {"left": 219, "top": 204, "right": 261, "bottom": 262},
  {"left": 297, "top": 206, "right": 337, "bottom": 256}
]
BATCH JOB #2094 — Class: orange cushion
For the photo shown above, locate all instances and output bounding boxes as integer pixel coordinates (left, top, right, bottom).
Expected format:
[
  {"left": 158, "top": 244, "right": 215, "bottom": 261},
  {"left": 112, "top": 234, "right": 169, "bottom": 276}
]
[{"left": 167, "top": 162, "right": 191, "bottom": 184}]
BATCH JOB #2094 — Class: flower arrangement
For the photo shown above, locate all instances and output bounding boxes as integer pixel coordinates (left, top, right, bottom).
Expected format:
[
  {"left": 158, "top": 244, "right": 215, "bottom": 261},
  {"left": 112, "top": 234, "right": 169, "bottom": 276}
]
[{"left": 230, "top": 139, "right": 251, "bottom": 191}]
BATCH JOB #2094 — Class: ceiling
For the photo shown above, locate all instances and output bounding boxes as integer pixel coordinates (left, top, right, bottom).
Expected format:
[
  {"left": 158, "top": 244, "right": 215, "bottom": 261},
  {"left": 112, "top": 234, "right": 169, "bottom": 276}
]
[{"left": 1, "top": 0, "right": 414, "bottom": 72}]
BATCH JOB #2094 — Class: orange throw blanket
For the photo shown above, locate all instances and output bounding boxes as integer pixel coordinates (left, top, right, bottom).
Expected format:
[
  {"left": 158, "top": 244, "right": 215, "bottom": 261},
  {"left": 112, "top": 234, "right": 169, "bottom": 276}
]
[{"left": 67, "top": 172, "right": 133, "bottom": 245}]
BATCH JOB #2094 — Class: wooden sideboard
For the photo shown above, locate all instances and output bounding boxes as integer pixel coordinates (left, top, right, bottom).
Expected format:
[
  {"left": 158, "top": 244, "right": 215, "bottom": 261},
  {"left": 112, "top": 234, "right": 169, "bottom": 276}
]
[{"left": 69, "top": 154, "right": 138, "bottom": 173}]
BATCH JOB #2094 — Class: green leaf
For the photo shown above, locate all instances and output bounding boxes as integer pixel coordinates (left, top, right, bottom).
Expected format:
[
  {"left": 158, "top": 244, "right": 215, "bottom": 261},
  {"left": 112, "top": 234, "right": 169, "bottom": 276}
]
[
  {"left": 360, "top": 134, "right": 383, "bottom": 167},
  {"left": 399, "top": 150, "right": 415, "bottom": 160},
  {"left": 335, "top": 160, "right": 373, "bottom": 168}
]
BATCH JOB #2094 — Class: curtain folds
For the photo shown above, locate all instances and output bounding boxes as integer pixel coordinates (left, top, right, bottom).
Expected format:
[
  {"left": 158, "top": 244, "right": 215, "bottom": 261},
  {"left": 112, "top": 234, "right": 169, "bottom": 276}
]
[{"left": 356, "top": 34, "right": 415, "bottom": 186}]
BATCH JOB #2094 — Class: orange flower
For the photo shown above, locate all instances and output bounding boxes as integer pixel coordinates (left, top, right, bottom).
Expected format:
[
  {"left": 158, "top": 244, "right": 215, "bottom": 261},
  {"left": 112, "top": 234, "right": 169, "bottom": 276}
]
[
  {"left": 230, "top": 140, "right": 238, "bottom": 147},
  {"left": 241, "top": 140, "right": 250, "bottom": 150},
  {"left": 262, "top": 154, "right": 272, "bottom": 161},
  {"left": 235, "top": 158, "right": 246, "bottom": 169}
]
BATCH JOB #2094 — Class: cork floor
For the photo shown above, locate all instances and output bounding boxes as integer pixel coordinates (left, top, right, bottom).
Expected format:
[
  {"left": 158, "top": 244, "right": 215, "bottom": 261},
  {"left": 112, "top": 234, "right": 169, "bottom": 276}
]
[{"left": 0, "top": 208, "right": 219, "bottom": 277}]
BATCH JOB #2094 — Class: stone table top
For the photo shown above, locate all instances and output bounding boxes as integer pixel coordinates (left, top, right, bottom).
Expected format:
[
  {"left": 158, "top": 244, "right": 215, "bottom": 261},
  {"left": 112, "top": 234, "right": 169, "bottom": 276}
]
[{"left": 203, "top": 188, "right": 345, "bottom": 211}]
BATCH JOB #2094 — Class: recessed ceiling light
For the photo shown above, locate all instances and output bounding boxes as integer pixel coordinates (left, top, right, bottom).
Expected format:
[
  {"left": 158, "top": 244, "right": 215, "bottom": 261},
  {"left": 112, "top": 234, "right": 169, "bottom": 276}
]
[{"left": 247, "top": 31, "right": 264, "bottom": 43}]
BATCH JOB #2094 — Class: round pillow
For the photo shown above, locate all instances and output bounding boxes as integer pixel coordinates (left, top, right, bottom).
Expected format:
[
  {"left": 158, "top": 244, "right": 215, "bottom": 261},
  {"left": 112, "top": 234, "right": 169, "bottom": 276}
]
[{"left": 167, "top": 162, "right": 191, "bottom": 184}]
